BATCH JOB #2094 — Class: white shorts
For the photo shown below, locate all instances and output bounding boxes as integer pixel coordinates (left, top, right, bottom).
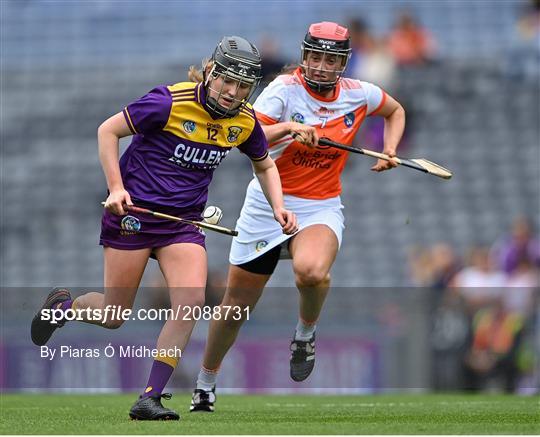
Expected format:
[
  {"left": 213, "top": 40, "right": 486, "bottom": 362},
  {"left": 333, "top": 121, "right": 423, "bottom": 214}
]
[{"left": 229, "top": 178, "right": 345, "bottom": 265}]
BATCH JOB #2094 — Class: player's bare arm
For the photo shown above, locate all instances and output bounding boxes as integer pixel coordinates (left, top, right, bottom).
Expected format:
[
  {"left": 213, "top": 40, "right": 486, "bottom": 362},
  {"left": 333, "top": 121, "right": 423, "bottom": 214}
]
[
  {"left": 370, "top": 94, "right": 406, "bottom": 172},
  {"left": 260, "top": 121, "right": 318, "bottom": 148},
  {"left": 252, "top": 155, "right": 298, "bottom": 234},
  {"left": 98, "top": 112, "right": 134, "bottom": 215}
]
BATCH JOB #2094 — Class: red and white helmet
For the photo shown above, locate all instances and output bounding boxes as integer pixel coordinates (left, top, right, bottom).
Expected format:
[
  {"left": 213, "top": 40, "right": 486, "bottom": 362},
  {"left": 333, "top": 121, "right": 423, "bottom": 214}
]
[{"left": 300, "top": 22, "right": 351, "bottom": 92}]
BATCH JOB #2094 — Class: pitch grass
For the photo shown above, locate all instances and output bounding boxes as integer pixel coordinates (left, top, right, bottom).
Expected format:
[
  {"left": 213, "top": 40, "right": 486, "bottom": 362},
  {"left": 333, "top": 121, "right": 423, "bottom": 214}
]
[{"left": 0, "top": 393, "right": 538, "bottom": 434}]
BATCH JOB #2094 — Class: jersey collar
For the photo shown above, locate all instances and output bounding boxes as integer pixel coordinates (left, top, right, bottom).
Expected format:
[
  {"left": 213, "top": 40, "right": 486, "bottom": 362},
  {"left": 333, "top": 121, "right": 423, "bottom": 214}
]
[{"left": 195, "top": 82, "right": 205, "bottom": 105}]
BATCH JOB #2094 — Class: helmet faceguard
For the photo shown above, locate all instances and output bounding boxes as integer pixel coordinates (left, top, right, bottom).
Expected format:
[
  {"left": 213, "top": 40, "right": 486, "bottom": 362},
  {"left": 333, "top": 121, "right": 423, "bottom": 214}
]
[
  {"left": 300, "top": 22, "right": 351, "bottom": 93},
  {"left": 204, "top": 36, "right": 263, "bottom": 118}
]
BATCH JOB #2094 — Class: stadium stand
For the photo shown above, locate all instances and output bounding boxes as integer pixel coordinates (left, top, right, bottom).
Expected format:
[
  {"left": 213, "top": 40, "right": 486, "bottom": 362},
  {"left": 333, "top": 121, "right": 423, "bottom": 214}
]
[{"left": 1, "top": 0, "right": 538, "bottom": 289}]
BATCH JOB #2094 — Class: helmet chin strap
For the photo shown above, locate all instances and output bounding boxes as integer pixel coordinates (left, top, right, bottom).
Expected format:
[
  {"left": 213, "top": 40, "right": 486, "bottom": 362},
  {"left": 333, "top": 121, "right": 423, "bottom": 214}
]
[
  {"left": 307, "top": 82, "right": 334, "bottom": 93},
  {"left": 303, "top": 74, "right": 337, "bottom": 93}
]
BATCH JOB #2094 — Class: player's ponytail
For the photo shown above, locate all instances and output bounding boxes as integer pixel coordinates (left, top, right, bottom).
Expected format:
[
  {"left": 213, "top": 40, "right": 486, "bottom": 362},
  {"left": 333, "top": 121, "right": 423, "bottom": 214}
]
[{"left": 188, "top": 58, "right": 212, "bottom": 83}]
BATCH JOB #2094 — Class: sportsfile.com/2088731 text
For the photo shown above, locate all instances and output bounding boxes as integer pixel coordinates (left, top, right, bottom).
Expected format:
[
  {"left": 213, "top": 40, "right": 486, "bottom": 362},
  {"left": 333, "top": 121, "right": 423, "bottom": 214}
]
[{"left": 39, "top": 305, "right": 250, "bottom": 325}]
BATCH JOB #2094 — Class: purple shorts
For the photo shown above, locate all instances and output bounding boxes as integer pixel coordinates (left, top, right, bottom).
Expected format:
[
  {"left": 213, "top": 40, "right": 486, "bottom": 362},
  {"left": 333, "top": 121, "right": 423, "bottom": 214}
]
[{"left": 100, "top": 201, "right": 206, "bottom": 252}]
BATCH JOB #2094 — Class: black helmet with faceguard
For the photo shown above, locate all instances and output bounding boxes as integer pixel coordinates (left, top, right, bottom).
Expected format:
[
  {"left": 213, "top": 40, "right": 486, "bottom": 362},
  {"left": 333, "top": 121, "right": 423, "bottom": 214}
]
[
  {"left": 301, "top": 22, "right": 352, "bottom": 93},
  {"left": 205, "top": 36, "right": 263, "bottom": 118}
]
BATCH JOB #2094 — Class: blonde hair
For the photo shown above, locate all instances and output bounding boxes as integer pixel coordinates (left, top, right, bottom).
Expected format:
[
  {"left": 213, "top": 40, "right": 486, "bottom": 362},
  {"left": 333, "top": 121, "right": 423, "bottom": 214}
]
[{"left": 188, "top": 58, "right": 212, "bottom": 83}]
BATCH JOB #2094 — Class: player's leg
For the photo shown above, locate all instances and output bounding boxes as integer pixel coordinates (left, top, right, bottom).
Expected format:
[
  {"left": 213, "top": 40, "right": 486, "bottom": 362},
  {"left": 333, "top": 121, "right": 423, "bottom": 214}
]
[
  {"left": 290, "top": 224, "right": 338, "bottom": 326},
  {"left": 74, "top": 247, "right": 151, "bottom": 326},
  {"left": 155, "top": 243, "right": 207, "bottom": 353},
  {"left": 129, "top": 243, "right": 206, "bottom": 421},
  {"left": 203, "top": 265, "right": 269, "bottom": 368},
  {"left": 191, "top": 246, "right": 280, "bottom": 412},
  {"left": 288, "top": 224, "right": 338, "bottom": 381},
  {"left": 31, "top": 247, "right": 150, "bottom": 345}
]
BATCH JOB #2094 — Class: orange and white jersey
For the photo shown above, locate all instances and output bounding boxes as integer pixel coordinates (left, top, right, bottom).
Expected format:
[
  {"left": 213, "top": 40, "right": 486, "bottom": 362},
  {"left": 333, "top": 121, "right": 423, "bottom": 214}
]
[{"left": 254, "top": 67, "right": 386, "bottom": 199}]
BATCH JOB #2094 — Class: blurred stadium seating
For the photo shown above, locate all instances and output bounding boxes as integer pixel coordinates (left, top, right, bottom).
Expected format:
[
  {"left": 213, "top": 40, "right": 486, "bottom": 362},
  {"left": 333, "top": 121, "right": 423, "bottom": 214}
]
[{"left": 1, "top": 0, "right": 537, "bottom": 287}]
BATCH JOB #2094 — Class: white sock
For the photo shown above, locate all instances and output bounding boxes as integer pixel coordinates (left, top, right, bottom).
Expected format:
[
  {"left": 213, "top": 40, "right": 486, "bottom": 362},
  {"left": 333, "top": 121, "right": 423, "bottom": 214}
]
[
  {"left": 295, "top": 319, "right": 316, "bottom": 341},
  {"left": 196, "top": 367, "right": 218, "bottom": 391}
]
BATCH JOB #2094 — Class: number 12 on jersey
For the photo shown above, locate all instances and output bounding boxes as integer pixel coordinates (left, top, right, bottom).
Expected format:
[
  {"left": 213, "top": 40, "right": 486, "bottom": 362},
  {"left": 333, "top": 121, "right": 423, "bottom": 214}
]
[{"left": 207, "top": 127, "right": 218, "bottom": 141}]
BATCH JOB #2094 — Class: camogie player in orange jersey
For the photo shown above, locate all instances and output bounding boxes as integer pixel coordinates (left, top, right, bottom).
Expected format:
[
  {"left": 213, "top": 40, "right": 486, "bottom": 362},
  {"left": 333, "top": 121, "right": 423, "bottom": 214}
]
[{"left": 191, "top": 22, "right": 406, "bottom": 412}]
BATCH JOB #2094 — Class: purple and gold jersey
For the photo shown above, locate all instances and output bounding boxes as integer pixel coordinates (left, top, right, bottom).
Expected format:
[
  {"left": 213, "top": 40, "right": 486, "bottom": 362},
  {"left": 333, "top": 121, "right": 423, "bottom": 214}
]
[{"left": 120, "top": 82, "right": 268, "bottom": 209}]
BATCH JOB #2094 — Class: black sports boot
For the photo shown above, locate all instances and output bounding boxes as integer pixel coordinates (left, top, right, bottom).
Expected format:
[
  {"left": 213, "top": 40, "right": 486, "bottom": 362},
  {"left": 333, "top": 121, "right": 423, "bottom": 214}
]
[
  {"left": 190, "top": 387, "right": 216, "bottom": 412},
  {"left": 129, "top": 393, "right": 180, "bottom": 420},
  {"left": 289, "top": 333, "right": 316, "bottom": 382},
  {"left": 31, "top": 288, "right": 72, "bottom": 346}
]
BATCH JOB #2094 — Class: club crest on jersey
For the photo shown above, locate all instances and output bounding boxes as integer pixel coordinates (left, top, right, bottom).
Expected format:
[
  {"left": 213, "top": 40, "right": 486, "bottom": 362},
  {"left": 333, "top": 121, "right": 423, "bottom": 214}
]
[
  {"left": 183, "top": 120, "right": 196, "bottom": 134},
  {"left": 255, "top": 240, "right": 268, "bottom": 252},
  {"left": 227, "top": 126, "right": 243, "bottom": 143},
  {"left": 344, "top": 112, "right": 355, "bottom": 127},
  {"left": 291, "top": 112, "right": 305, "bottom": 124},
  {"left": 121, "top": 215, "right": 141, "bottom": 232}
]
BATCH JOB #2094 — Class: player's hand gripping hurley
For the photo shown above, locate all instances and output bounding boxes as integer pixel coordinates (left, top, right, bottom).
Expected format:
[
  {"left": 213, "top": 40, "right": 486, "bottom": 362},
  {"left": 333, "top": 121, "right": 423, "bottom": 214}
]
[
  {"left": 101, "top": 202, "right": 238, "bottom": 236},
  {"left": 318, "top": 137, "right": 452, "bottom": 180}
]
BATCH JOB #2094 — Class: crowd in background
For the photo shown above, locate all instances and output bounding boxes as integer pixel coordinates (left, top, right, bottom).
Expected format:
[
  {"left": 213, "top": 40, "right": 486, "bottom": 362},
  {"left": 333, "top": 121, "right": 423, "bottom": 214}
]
[
  {"left": 408, "top": 216, "right": 539, "bottom": 394},
  {"left": 339, "top": 12, "right": 539, "bottom": 391}
]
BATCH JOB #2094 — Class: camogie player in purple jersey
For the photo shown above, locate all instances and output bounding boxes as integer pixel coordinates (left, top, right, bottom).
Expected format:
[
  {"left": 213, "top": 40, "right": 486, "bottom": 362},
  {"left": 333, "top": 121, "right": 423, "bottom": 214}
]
[{"left": 30, "top": 36, "right": 298, "bottom": 420}]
